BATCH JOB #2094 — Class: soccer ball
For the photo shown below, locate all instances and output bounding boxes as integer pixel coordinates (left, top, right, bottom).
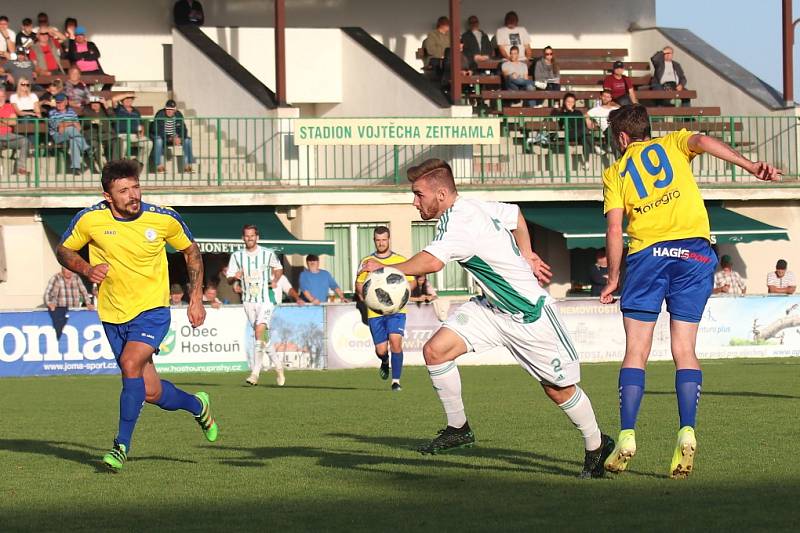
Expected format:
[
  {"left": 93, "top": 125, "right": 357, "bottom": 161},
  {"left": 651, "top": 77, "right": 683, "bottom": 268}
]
[{"left": 363, "top": 266, "right": 410, "bottom": 315}]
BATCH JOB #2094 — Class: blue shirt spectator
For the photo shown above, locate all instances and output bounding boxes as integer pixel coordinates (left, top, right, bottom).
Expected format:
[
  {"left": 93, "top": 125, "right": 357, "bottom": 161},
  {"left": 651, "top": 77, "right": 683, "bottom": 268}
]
[
  {"left": 114, "top": 97, "right": 142, "bottom": 135},
  {"left": 48, "top": 97, "right": 80, "bottom": 135},
  {"left": 298, "top": 254, "right": 347, "bottom": 304}
]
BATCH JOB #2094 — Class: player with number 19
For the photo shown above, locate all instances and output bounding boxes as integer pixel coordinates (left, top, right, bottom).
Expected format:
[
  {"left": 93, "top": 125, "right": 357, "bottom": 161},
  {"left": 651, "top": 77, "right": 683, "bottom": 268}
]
[{"left": 600, "top": 105, "right": 780, "bottom": 478}]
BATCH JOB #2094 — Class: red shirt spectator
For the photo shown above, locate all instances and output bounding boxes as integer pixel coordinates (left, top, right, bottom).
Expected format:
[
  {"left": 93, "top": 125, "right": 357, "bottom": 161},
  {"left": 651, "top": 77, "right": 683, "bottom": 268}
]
[
  {"left": 31, "top": 31, "right": 62, "bottom": 75},
  {"left": 602, "top": 61, "right": 638, "bottom": 106},
  {"left": 0, "top": 101, "right": 16, "bottom": 136}
]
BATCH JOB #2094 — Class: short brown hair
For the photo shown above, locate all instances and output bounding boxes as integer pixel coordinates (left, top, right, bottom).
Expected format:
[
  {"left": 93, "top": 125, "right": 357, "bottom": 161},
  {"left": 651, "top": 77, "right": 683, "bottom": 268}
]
[
  {"left": 374, "top": 225, "right": 390, "bottom": 237},
  {"left": 436, "top": 16, "right": 450, "bottom": 28},
  {"left": 609, "top": 104, "right": 651, "bottom": 142},
  {"left": 407, "top": 158, "right": 456, "bottom": 192},
  {"left": 101, "top": 159, "right": 142, "bottom": 193},
  {"left": 242, "top": 224, "right": 259, "bottom": 236}
]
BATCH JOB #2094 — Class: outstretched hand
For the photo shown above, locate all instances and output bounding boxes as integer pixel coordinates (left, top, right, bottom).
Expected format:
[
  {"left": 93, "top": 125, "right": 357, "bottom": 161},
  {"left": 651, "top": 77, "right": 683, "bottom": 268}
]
[
  {"left": 749, "top": 161, "right": 782, "bottom": 181},
  {"left": 524, "top": 253, "right": 552, "bottom": 285},
  {"left": 358, "top": 258, "right": 383, "bottom": 275}
]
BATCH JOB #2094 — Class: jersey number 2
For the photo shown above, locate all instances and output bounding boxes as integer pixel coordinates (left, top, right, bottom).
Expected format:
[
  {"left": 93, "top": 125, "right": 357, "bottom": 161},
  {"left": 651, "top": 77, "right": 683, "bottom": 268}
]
[{"left": 621, "top": 145, "right": 674, "bottom": 199}]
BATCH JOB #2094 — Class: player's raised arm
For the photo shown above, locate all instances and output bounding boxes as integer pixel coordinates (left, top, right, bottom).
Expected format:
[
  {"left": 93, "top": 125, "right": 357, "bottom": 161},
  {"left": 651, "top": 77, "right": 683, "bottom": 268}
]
[
  {"left": 688, "top": 134, "right": 782, "bottom": 181},
  {"left": 181, "top": 242, "right": 206, "bottom": 327},
  {"left": 600, "top": 208, "right": 624, "bottom": 304}
]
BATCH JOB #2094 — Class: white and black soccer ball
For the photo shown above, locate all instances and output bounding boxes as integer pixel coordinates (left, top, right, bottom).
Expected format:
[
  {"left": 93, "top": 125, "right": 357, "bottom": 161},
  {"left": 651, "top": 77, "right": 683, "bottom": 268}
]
[{"left": 362, "top": 266, "right": 410, "bottom": 315}]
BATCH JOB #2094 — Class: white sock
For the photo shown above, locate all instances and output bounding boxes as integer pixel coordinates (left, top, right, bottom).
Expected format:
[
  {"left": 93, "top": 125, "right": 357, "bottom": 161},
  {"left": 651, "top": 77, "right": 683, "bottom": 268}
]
[
  {"left": 392, "top": 379, "right": 400, "bottom": 385},
  {"left": 265, "top": 345, "right": 283, "bottom": 370},
  {"left": 558, "top": 386, "right": 602, "bottom": 451},
  {"left": 427, "top": 361, "right": 466, "bottom": 428},
  {"left": 251, "top": 341, "right": 265, "bottom": 375}
]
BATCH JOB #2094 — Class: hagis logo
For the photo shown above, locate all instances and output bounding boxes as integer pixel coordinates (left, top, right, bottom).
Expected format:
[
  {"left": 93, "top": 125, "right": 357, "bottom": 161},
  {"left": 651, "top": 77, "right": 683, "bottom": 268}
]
[
  {"left": 158, "top": 328, "right": 177, "bottom": 355},
  {"left": 633, "top": 190, "right": 680, "bottom": 214}
]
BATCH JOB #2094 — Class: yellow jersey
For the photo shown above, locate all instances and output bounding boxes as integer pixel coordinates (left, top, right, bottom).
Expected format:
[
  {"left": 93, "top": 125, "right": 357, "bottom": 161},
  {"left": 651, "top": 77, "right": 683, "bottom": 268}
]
[
  {"left": 356, "top": 252, "right": 414, "bottom": 318},
  {"left": 61, "top": 201, "right": 194, "bottom": 324},
  {"left": 603, "top": 129, "right": 710, "bottom": 255}
]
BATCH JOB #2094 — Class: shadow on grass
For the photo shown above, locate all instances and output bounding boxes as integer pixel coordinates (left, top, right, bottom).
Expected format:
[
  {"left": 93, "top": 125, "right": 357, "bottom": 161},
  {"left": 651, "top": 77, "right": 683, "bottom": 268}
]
[
  {"left": 646, "top": 390, "right": 799, "bottom": 399},
  {"left": 0, "top": 439, "right": 198, "bottom": 471}
]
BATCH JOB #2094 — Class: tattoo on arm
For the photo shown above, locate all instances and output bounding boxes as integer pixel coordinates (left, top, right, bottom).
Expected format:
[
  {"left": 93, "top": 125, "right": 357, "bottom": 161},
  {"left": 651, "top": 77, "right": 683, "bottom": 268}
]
[
  {"left": 183, "top": 243, "right": 204, "bottom": 300},
  {"left": 56, "top": 245, "right": 90, "bottom": 277}
]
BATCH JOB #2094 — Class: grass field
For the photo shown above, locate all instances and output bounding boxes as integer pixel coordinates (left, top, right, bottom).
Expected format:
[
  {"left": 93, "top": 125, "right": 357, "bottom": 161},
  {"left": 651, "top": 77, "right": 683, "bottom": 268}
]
[{"left": 2, "top": 358, "right": 798, "bottom": 532}]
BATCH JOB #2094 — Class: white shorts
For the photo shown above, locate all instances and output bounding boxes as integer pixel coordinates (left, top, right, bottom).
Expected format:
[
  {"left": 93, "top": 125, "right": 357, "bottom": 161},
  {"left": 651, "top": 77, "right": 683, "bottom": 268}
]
[
  {"left": 443, "top": 298, "right": 581, "bottom": 386},
  {"left": 243, "top": 302, "right": 275, "bottom": 328}
]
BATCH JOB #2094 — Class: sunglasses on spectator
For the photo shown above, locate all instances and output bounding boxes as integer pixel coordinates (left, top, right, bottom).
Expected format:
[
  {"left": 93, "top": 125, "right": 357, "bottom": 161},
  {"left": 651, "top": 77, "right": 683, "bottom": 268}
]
[
  {"left": 20, "top": 83, "right": 31, "bottom": 86},
  {"left": 544, "top": 53, "right": 553, "bottom": 56}
]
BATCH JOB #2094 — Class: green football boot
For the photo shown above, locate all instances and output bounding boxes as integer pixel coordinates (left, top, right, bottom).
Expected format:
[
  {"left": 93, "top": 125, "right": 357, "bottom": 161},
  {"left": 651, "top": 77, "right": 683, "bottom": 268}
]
[
  {"left": 102, "top": 441, "right": 127, "bottom": 473},
  {"left": 194, "top": 392, "right": 219, "bottom": 442}
]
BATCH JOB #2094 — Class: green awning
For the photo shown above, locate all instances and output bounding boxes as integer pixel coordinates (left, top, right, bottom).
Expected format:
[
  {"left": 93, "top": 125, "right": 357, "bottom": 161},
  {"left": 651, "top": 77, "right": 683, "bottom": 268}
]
[
  {"left": 41, "top": 206, "right": 335, "bottom": 256},
  {"left": 522, "top": 202, "right": 789, "bottom": 249}
]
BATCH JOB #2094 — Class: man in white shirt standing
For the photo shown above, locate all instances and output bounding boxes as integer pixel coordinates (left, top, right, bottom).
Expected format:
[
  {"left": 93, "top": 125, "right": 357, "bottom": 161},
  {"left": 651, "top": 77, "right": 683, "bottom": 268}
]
[
  {"left": 767, "top": 259, "right": 796, "bottom": 294},
  {"left": 360, "top": 158, "right": 614, "bottom": 479},
  {"left": 495, "top": 11, "right": 531, "bottom": 60},
  {"left": 227, "top": 224, "right": 286, "bottom": 386}
]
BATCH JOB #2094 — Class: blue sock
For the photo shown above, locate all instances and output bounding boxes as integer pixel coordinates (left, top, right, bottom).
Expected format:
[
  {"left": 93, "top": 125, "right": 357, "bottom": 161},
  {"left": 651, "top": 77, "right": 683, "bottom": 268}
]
[
  {"left": 675, "top": 369, "right": 703, "bottom": 428},
  {"left": 117, "top": 377, "right": 145, "bottom": 451},
  {"left": 155, "top": 380, "right": 202, "bottom": 416},
  {"left": 390, "top": 351, "right": 403, "bottom": 380},
  {"left": 619, "top": 368, "right": 646, "bottom": 431}
]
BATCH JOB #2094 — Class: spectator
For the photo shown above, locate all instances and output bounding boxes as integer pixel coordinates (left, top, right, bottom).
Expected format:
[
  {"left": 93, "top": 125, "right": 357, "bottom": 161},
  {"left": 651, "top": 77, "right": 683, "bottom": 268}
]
[
  {"left": 552, "top": 92, "right": 595, "bottom": 170},
  {"left": 82, "top": 95, "right": 118, "bottom": 169},
  {"left": 650, "top": 46, "right": 689, "bottom": 107},
  {"left": 461, "top": 15, "right": 492, "bottom": 71},
  {"left": 48, "top": 93, "right": 91, "bottom": 176},
  {"left": 15, "top": 18, "right": 36, "bottom": 52},
  {"left": 45, "top": 266, "right": 94, "bottom": 339},
  {"left": 114, "top": 93, "right": 150, "bottom": 163},
  {"left": 532, "top": 45, "right": 560, "bottom": 106},
  {"left": 215, "top": 265, "right": 242, "bottom": 304},
  {"left": 496, "top": 11, "right": 531, "bottom": 61},
  {"left": 0, "top": 87, "right": 29, "bottom": 175},
  {"left": 501, "top": 46, "right": 536, "bottom": 107},
  {"left": 39, "top": 78, "right": 64, "bottom": 114},
  {"left": 169, "top": 283, "right": 186, "bottom": 306},
  {"left": 423, "top": 16, "right": 450, "bottom": 81},
  {"left": 767, "top": 259, "right": 796, "bottom": 294},
  {"left": 299, "top": 254, "right": 347, "bottom": 304},
  {"left": 586, "top": 88, "right": 619, "bottom": 154},
  {"left": 30, "top": 30, "right": 64, "bottom": 76},
  {"left": 61, "top": 17, "right": 78, "bottom": 54},
  {"left": 10, "top": 76, "right": 41, "bottom": 119},
  {"left": 202, "top": 284, "right": 222, "bottom": 309},
  {"left": 409, "top": 274, "right": 437, "bottom": 303},
  {"left": 0, "top": 15, "right": 16, "bottom": 59},
  {"left": 589, "top": 248, "right": 609, "bottom": 296},
  {"left": 603, "top": 60, "right": 637, "bottom": 106},
  {"left": 34, "top": 13, "right": 65, "bottom": 48},
  {"left": 150, "top": 99, "right": 195, "bottom": 173},
  {"left": 174, "top": 0, "right": 205, "bottom": 26},
  {"left": 713, "top": 254, "right": 746, "bottom": 295},
  {"left": 441, "top": 40, "right": 471, "bottom": 91},
  {"left": 276, "top": 273, "right": 304, "bottom": 305},
  {"left": 3, "top": 49, "right": 36, "bottom": 90},
  {"left": 65, "top": 66, "right": 92, "bottom": 108},
  {"left": 66, "top": 26, "right": 104, "bottom": 74}
]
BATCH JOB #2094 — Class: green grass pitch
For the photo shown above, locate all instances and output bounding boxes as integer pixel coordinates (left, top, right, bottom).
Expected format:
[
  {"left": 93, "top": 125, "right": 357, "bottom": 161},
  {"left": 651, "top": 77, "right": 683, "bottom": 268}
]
[{"left": 1, "top": 358, "right": 797, "bottom": 532}]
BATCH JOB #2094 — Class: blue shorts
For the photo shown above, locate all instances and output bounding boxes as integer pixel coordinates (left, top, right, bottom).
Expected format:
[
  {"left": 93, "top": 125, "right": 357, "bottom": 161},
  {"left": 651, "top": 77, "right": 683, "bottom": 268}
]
[
  {"left": 368, "top": 313, "right": 407, "bottom": 345},
  {"left": 621, "top": 238, "right": 717, "bottom": 323},
  {"left": 103, "top": 307, "right": 171, "bottom": 362}
]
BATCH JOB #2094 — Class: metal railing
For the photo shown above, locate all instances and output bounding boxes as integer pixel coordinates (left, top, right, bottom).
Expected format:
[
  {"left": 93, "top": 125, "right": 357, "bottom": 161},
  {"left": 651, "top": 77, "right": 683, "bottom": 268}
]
[{"left": 0, "top": 115, "right": 797, "bottom": 191}]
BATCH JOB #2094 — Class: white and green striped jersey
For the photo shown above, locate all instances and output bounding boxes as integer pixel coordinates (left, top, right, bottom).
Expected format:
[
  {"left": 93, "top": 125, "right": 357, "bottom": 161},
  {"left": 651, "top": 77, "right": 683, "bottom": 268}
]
[
  {"left": 227, "top": 246, "right": 282, "bottom": 304},
  {"left": 424, "top": 197, "right": 549, "bottom": 323}
]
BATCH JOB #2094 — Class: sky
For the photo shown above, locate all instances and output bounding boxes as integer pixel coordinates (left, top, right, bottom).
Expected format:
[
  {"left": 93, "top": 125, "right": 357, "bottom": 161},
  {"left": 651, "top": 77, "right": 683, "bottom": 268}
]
[{"left": 656, "top": 0, "right": 800, "bottom": 94}]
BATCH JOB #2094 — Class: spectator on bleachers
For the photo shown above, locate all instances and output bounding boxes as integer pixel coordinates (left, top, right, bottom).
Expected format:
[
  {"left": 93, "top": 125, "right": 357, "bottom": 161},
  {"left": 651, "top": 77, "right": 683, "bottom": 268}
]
[
  {"left": 501, "top": 46, "right": 536, "bottom": 107},
  {"left": 3, "top": 49, "right": 36, "bottom": 90},
  {"left": 82, "top": 95, "right": 117, "bottom": 170},
  {"left": 462, "top": 15, "right": 492, "bottom": 71},
  {"left": 552, "top": 92, "right": 595, "bottom": 170},
  {"left": 35, "top": 13, "right": 65, "bottom": 47},
  {"left": 31, "top": 30, "right": 64, "bottom": 76},
  {"left": 114, "top": 93, "right": 150, "bottom": 163},
  {"left": 39, "top": 78, "right": 64, "bottom": 114},
  {"left": 15, "top": 18, "right": 36, "bottom": 52},
  {"left": 66, "top": 26, "right": 104, "bottom": 74},
  {"left": 151, "top": 99, "right": 195, "bottom": 173},
  {"left": 532, "top": 45, "right": 560, "bottom": 106},
  {"left": 61, "top": 17, "right": 78, "bottom": 54},
  {"left": 65, "top": 67, "right": 92, "bottom": 109},
  {"left": 423, "top": 16, "right": 450, "bottom": 81},
  {"left": 0, "top": 16, "right": 16, "bottom": 59},
  {"left": 299, "top": 254, "right": 347, "bottom": 304},
  {"left": 0, "top": 87, "right": 29, "bottom": 176},
  {"left": 766, "top": 259, "right": 796, "bottom": 294},
  {"left": 10, "top": 76, "right": 41, "bottom": 119},
  {"left": 496, "top": 11, "right": 531, "bottom": 61},
  {"left": 603, "top": 60, "right": 637, "bottom": 106},
  {"left": 650, "top": 46, "right": 689, "bottom": 107},
  {"left": 586, "top": 88, "right": 619, "bottom": 153},
  {"left": 174, "top": 0, "right": 205, "bottom": 26},
  {"left": 48, "top": 93, "right": 91, "bottom": 176},
  {"left": 442, "top": 40, "right": 472, "bottom": 90}
]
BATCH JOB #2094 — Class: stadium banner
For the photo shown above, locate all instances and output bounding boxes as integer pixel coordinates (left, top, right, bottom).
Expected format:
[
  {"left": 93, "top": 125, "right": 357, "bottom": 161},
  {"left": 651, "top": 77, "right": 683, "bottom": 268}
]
[
  {"left": 0, "top": 305, "right": 325, "bottom": 377},
  {"left": 293, "top": 118, "right": 502, "bottom": 146}
]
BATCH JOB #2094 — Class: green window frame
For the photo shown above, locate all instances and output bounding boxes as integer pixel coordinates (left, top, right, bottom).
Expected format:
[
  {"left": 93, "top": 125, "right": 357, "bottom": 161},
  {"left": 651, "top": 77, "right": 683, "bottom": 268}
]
[{"left": 411, "top": 221, "right": 471, "bottom": 293}]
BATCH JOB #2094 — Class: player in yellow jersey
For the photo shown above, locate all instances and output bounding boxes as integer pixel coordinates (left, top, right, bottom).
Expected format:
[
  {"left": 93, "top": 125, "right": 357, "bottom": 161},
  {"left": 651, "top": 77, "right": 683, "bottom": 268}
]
[
  {"left": 56, "top": 160, "right": 219, "bottom": 472},
  {"left": 599, "top": 105, "right": 780, "bottom": 478},
  {"left": 355, "top": 226, "right": 416, "bottom": 391}
]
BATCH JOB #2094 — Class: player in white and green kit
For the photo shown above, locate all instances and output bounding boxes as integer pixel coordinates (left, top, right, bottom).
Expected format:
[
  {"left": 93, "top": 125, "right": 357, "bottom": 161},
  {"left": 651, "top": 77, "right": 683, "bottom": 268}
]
[
  {"left": 361, "top": 159, "right": 614, "bottom": 478},
  {"left": 227, "top": 224, "right": 286, "bottom": 386}
]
